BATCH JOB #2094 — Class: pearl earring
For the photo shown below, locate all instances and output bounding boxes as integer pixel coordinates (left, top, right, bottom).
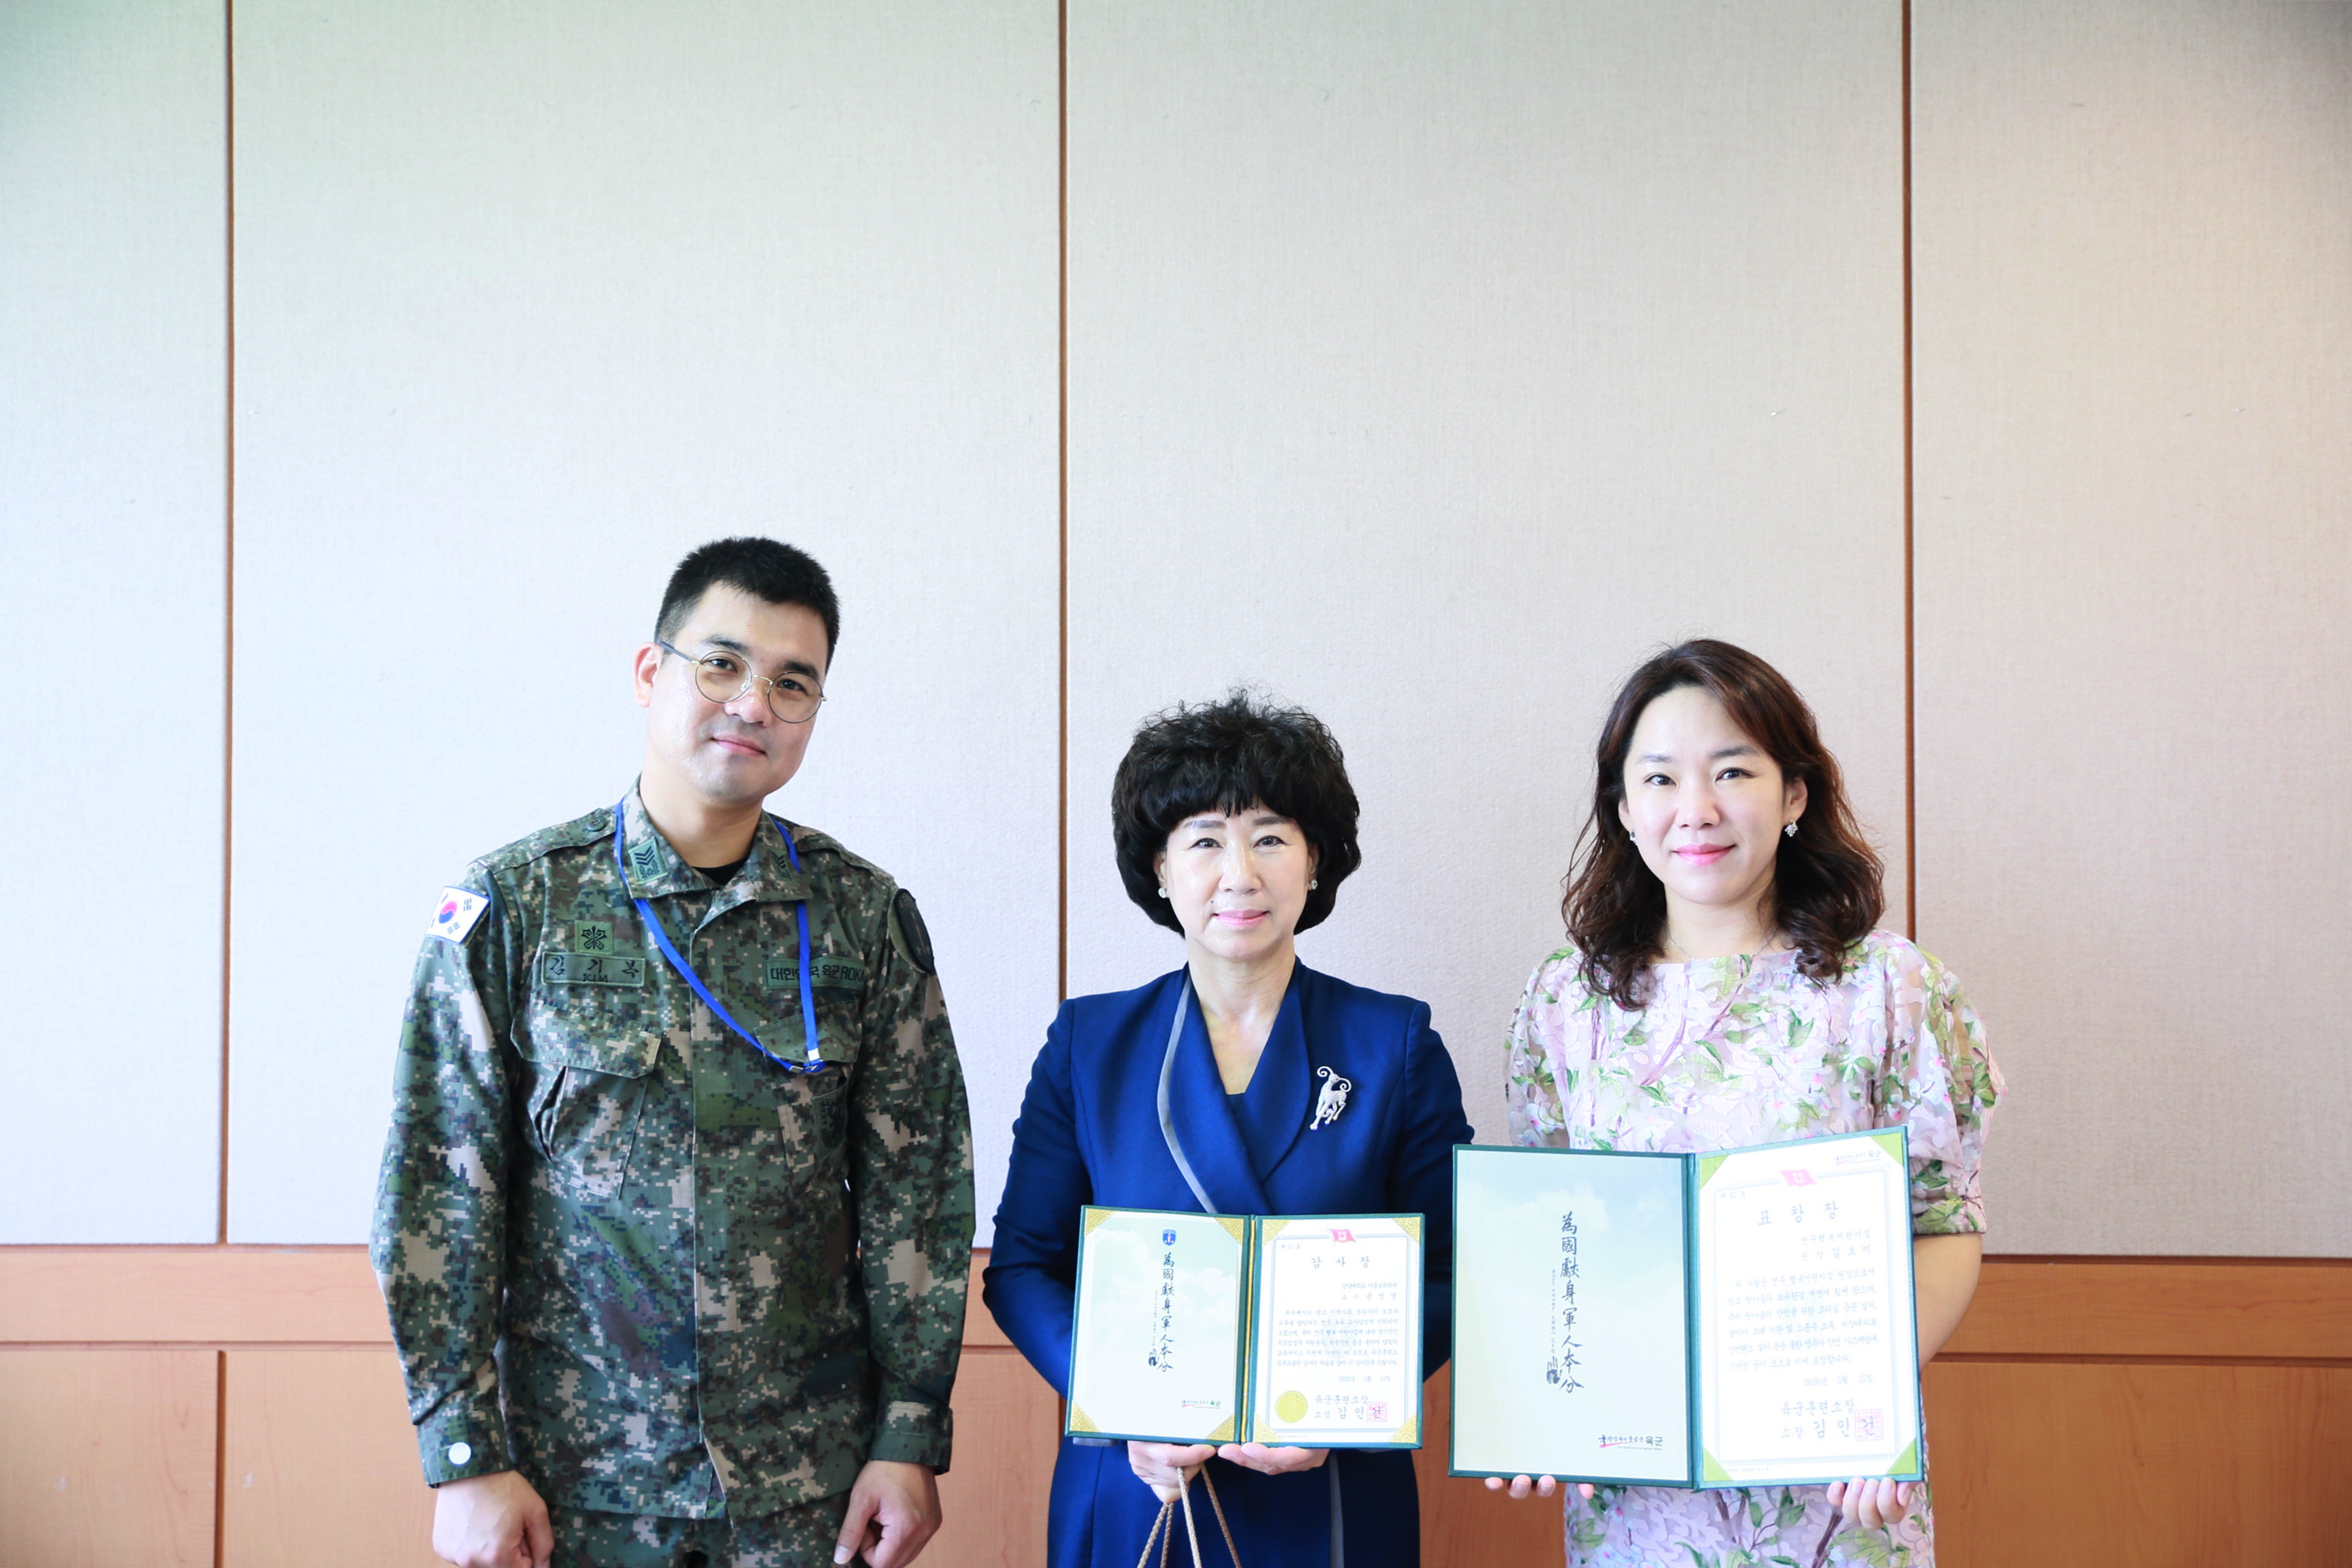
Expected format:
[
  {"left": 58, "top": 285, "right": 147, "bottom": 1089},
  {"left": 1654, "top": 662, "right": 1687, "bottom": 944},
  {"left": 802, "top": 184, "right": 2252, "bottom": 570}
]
[
  {"left": 1783, "top": 821, "right": 1798, "bottom": 838},
  {"left": 1156, "top": 887, "right": 1168, "bottom": 898},
  {"left": 1309, "top": 878, "right": 1320, "bottom": 890}
]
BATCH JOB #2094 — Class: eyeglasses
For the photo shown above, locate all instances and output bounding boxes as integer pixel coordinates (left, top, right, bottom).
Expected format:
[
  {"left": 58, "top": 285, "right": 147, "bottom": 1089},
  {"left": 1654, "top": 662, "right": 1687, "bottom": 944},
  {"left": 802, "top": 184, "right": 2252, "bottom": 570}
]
[{"left": 657, "top": 639, "right": 826, "bottom": 723}]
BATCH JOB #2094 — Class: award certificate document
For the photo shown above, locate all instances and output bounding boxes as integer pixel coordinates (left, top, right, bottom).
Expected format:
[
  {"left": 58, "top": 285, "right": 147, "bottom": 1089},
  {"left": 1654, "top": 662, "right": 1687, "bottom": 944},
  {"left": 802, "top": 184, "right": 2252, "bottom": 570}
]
[
  {"left": 1066, "top": 1207, "right": 1423, "bottom": 1448},
  {"left": 1450, "top": 1129, "right": 1921, "bottom": 1489},
  {"left": 1245, "top": 1216, "right": 1422, "bottom": 1446}
]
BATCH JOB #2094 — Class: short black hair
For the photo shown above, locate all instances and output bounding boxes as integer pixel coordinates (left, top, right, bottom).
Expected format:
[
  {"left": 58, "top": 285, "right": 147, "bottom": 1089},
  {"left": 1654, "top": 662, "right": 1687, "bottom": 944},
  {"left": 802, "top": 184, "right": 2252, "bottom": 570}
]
[
  {"left": 655, "top": 537, "right": 840, "bottom": 661},
  {"left": 1111, "top": 690, "right": 1362, "bottom": 935}
]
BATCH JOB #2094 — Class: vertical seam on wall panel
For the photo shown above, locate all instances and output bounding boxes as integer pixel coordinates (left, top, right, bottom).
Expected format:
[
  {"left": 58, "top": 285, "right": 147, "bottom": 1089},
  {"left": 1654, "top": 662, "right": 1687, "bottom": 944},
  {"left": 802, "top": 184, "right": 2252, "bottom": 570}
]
[
  {"left": 218, "top": 0, "right": 237, "bottom": 1246},
  {"left": 212, "top": 1351, "right": 228, "bottom": 1567},
  {"left": 1057, "top": 0, "right": 1069, "bottom": 1003},
  {"left": 1901, "top": 0, "right": 1918, "bottom": 943}
]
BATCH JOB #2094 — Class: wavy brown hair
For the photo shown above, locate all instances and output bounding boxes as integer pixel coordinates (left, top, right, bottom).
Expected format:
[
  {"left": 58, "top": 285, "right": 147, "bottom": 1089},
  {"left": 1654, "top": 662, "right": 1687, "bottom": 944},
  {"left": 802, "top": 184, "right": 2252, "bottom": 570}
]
[{"left": 1563, "top": 640, "right": 1884, "bottom": 1009}]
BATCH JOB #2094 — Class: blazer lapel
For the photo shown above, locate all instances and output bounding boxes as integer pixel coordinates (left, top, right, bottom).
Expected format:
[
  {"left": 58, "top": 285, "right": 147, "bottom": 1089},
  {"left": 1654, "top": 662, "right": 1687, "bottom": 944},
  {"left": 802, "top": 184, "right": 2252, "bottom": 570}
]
[
  {"left": 1234, "top": 968, "right": 1314, "bottom": 1183},
  {"left": 1162, "top": 976, "right": 1274, "bottom": 1216}
]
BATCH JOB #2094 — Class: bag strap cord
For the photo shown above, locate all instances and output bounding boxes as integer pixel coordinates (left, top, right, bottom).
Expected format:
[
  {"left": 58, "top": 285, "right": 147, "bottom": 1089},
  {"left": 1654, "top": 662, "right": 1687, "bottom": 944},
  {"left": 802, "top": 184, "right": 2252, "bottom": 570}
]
[{"left": 1133, "top": 1465, "right": 1243, "bottom": 1568}]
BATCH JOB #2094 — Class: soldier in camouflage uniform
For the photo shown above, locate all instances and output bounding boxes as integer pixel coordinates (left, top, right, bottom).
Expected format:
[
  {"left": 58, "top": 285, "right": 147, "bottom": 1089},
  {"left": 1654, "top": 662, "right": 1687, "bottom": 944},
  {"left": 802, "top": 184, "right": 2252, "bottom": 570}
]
[{"left": 373, "top": 538, "right": 974, "bottom": 1568}]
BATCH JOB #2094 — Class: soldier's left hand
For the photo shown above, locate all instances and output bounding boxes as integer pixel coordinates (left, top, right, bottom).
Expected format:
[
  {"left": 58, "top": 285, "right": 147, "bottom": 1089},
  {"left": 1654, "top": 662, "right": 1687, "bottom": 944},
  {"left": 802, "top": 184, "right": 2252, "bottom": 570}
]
[{"left": 833, "top": 1459, "right": 941, "bottom": 1567}]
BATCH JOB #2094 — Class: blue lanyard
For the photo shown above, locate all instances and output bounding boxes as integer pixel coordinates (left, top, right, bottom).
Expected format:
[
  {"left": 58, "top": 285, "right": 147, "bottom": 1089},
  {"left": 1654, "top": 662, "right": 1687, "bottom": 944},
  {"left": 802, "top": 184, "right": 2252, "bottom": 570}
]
[{"left": 612, "top": 799, "right": 825, "bottom": 1074}]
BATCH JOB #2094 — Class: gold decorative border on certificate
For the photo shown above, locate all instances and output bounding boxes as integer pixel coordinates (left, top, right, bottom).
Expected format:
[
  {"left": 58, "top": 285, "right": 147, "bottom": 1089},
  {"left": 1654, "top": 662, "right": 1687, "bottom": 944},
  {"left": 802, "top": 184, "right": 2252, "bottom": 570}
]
[
  {"left": 1215, "top": 1215, "right": 1249, "bottom": 1244},
  {"left": 1386, "top": 1416, "right": 1419, "bottom": 1445},
  {"left": 1395, "top": 1215, "right": 1422, "bottom": 1243},
  {"left": 1069, "top": 1404, "right": 1101, "bottom": 1434},
  {"left": 1082, "top": 1208, "right": 1114, "bottom": 1237},
  {"left": 1204, "top": 1416, "right": 1237, "bottom": 1444},
  {"left": 1259, "top": 1218, "right": 1291, "bottom": 1242}
]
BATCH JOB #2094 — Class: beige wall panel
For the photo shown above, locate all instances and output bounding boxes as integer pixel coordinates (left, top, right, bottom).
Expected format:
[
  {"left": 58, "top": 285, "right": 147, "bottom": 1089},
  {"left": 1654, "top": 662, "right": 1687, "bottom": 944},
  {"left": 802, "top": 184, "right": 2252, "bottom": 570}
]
[
  {"left": 221, "top": 1348, "right": 437, "bottom": 1568},
  {"left": 1913, "top": 3, "right": 2352, "bottom": 1253},
  {"left": 0, "top": 1349, "right": 217, "bottom": 1568},
  {"left": 228, "top": 1, "right": 1057, "bottom": 1240},
  {"left": 1065, "top": 1, "right": 1908, "bottom": 1142},
  {"left": 0, "top": 1, "right": 225, "bottom": 1240}
]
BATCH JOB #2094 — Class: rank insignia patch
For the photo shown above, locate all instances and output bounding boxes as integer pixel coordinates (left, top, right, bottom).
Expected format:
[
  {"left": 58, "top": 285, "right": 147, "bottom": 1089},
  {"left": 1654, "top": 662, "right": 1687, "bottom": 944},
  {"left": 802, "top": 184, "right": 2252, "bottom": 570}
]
[{"left": 430, "top": 886, "right": 489, "bottom": 943}]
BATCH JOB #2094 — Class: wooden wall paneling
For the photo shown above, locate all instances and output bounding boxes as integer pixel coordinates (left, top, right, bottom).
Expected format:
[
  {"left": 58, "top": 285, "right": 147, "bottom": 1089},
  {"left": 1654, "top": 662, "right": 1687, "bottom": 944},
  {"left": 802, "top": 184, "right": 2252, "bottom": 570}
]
[
  {"left": 0, "top": 1246, "right": 384, "bottom": 1345},
  {"left": 0, "top": 1349, "right": 219, "bottom": 1568},
  {"left": 228, "top": 0, "right": 1058, "bottom": 1244},
  {"left": 210, "top": 1347, "right": 1062, "bottom": 1568},
  {"left": 1412, "top": 1365, "right": 1564, "bottom": 1568},
  {"left": 1912, "top": 0, "right": 2352, "bottom": 1254},
  {"left": 219, "top": 1348, "right": 438, "bottom": 1568},
  {"left": 931, "top": 1349, "right": 1061, "bottom": 1568},
  {"left": 1065, "top": 0, "right": 1909, "bottom": 1144},
  {"left": 0, "top": 1249, "right": 2296, "bottom": 1357},
  {"left": 1922, "top": 1361, "right": 2352, "bottom": 1568},
  {"left": 4, "top": 1252, "right": 2350, "bottom": 1565},
  {"left": 0, "top": 0, "right": 228, "bottom": 1246},
  {"left": 1942, "top": 1259, "right": 2352, "bottom": 1361},
  {"left": 933, "top": 1253, "right": 1056, "bottom": 1564}
]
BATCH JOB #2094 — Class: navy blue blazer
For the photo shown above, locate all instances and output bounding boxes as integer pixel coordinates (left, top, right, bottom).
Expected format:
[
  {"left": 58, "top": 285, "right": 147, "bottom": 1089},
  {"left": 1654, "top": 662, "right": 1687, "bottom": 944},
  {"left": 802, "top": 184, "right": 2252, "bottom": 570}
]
[{"left": 984, "top": 963, "right": 1473, "bottom": 1568}]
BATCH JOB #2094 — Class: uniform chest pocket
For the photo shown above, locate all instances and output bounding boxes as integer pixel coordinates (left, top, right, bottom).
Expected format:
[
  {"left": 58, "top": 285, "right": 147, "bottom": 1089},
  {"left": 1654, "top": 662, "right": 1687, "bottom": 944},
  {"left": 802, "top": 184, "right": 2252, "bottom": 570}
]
[
  {"left": 515, "top": 990, "right": 666, "bottom": 1202},
  {"left": 756, "top": 952, "right": 867, "bottom": 1071}
]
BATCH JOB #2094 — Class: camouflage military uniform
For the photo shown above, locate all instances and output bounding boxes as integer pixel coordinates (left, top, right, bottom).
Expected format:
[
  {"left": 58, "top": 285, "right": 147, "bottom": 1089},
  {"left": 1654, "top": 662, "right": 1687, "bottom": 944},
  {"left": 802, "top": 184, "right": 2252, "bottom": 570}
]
[
  {"left": 547, "top": 1499, "right": 848, "bottom": 1567},
  {"left": 371, "top": 787, "right": 974, "bottom": 1523}
]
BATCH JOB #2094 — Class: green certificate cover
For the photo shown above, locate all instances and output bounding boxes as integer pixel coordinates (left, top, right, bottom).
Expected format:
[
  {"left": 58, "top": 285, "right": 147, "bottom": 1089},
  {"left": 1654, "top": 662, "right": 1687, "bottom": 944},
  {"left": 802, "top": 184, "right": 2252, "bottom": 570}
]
[
  {"left": 1450, "top": 1129, "right": 1923, "bottom": 1489},
  {"left": 1066, "top": 1207, "right": 1423, "bottom": 1449}
]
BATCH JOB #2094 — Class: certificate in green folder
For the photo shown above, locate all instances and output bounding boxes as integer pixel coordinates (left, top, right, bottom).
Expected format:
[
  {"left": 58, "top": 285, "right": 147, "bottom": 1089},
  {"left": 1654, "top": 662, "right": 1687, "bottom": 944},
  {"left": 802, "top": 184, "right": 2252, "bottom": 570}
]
[
  {"left": 1450, "top": 1129, "right": 1923, "bottom": 1488},
  {"left": 1065, "top": 1207, "right": 1424, "bottom": 1449}
]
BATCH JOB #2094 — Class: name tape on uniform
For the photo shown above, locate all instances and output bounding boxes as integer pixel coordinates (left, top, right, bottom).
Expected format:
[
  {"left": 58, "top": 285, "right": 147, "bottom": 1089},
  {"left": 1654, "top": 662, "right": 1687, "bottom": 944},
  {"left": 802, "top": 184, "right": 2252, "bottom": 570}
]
[
  {"left": 543, "top": 951, "right": 647, "bottom": 987},
  {"left": 761, "top": 956, "right": 864, "bottom": 993}
]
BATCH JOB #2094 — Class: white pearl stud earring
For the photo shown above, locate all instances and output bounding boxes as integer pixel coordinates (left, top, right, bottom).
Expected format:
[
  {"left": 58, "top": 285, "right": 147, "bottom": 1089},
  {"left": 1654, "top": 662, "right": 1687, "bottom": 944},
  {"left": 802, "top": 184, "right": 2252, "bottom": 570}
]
[
  {"left": 1156, "top": 886, "right": 1168, "bottom": 898},
  {"left": 1309, "top": 878, "right": 1319, "bottom": 890}
]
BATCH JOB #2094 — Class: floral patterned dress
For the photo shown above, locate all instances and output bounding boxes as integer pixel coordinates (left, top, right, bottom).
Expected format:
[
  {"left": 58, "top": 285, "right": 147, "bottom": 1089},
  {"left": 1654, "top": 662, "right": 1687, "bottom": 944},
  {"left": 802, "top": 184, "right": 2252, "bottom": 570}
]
[{"left": 1505, "top": 930, "right": 2003, "bottom": 1568}]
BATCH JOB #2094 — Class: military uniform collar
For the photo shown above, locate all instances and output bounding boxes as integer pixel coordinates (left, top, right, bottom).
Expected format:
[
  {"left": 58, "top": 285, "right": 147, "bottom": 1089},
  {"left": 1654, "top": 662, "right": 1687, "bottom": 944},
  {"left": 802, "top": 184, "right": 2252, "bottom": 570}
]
[
  {"left": 727, "top": 811, "right": 812, "bottom": 908},
  {"left": 616, "top": 786, "right": 810, "bottom": 905}
]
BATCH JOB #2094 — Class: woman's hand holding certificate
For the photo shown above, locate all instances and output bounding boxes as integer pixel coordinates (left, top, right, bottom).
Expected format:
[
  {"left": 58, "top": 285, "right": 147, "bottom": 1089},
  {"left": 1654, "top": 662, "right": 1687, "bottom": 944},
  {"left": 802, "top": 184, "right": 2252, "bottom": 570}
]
[{"left": 1128, "top": 1441, "right": 1329, "bottom": 1504}]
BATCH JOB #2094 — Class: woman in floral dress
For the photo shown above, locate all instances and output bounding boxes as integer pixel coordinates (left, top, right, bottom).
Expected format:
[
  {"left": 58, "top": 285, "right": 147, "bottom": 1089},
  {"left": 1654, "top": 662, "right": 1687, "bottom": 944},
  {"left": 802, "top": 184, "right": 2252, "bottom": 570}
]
[{"left": 1492, "top": 640, "right": 2002, "bottom": 1568}]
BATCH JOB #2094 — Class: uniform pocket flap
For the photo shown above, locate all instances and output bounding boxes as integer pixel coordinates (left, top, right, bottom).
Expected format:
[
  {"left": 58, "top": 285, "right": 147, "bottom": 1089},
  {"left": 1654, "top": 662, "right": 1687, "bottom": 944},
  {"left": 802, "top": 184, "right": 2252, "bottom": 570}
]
[{"left": 515, "top": 994, "right": 665, "bottom": 1078}]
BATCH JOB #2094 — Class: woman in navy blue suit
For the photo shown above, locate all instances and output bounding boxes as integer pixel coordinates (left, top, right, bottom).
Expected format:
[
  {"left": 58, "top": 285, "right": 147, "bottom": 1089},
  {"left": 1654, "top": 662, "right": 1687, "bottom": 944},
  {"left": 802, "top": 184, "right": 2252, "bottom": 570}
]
[{"left": 985, "top": 693, "right": 1474, "bottom": 1568}]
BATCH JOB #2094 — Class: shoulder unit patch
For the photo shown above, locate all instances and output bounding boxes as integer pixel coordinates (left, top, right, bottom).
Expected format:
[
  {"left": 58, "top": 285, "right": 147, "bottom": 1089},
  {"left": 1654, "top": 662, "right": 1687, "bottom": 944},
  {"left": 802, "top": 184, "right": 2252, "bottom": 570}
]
[
  {"left": 891, "top": 888, "right": 937, "bottom": 977},
  {"left": 429, "top": 886, "right": 490, "bottom": 943}
]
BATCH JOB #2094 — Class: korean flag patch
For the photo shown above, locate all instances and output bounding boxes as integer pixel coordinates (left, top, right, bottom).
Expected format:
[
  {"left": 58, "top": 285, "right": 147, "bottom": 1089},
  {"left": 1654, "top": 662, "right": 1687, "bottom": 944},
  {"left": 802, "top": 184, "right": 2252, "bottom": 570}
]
[{"left": 429, "top": 886, "right": 490, "bottom": 943}]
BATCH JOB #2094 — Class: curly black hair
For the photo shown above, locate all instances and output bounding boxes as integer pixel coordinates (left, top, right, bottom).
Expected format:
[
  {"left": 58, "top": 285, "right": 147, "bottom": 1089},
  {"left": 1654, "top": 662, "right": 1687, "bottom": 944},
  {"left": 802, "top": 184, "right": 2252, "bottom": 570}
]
[{"left": 1111, "top": 690, "right": 1362, "bottom": 935}]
